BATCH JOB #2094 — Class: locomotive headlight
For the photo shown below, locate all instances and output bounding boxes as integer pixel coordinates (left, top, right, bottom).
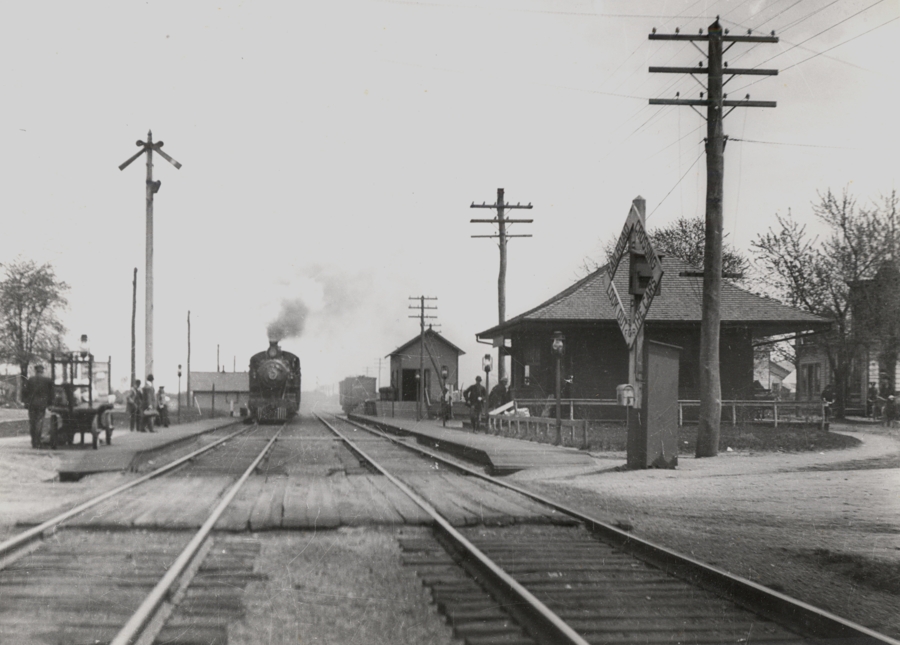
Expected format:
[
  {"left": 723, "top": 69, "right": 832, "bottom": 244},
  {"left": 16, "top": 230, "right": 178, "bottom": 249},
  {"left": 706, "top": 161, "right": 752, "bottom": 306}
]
[{"left": 267, "top": 346, "right": 278, "bottom": 358}]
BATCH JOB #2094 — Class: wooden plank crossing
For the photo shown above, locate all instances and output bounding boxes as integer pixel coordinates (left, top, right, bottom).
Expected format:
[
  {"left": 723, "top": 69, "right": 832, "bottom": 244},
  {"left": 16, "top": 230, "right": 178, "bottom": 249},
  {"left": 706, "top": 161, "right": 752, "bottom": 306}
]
[{"left": 19, "top": 472, "right": 563, "bottom": 531}]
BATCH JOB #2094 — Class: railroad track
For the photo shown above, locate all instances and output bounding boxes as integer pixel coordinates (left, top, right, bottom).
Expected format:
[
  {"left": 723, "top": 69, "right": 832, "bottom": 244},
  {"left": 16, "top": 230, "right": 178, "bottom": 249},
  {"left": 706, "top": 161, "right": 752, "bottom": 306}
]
[
  {"left": 0, "top": 421, "right": 285, "bottom": 644},
  {"left": 320, "top": 412, "right": 900, "bottom": 645}
]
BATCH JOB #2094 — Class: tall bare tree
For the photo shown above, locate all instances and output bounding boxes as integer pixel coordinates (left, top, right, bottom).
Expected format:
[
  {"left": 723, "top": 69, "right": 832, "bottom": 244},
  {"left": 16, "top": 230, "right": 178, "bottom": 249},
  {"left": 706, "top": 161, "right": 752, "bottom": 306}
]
[
  {"left": 752, "top": 189, "right": 898, "bottom": 416},
  {"left": 0, "top": 259, "right": 69, "bottom": 380}
]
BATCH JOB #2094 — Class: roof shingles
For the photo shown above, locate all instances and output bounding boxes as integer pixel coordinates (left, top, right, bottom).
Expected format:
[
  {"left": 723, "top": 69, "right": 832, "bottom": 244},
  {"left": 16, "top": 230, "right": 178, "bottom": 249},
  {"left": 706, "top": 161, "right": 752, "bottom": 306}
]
[{"left": 479, "top": 256, "right": 828, "bottom": 336}]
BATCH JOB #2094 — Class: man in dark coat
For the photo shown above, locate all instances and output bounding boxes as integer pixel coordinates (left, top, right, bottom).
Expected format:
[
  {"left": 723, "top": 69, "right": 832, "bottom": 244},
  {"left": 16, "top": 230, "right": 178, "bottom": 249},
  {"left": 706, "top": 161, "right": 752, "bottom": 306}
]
[
  {"left": 489, "top": 377, "right": 511, "bottom": 411},
  {"left": 463, "top": 376, "right": 487, "bottom": 433},
  {"left": 24, "top": 364, "right": 54, "bottom": 448},
  {"left": 127, "top": 379, "right": 142, "bottom": 431},
  {"left": 142, "top": 374, "right": 158, "bottom": 432}
]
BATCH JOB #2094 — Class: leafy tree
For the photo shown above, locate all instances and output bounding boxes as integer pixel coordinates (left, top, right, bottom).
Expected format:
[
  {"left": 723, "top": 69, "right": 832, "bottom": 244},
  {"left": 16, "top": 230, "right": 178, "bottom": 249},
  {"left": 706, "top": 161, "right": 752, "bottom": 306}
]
[
  {"left": 752, "top": 189, "right": 899, "bottom": 416},
  {"left": 0, "top": 259, "right": 69, "bottom": 378}
]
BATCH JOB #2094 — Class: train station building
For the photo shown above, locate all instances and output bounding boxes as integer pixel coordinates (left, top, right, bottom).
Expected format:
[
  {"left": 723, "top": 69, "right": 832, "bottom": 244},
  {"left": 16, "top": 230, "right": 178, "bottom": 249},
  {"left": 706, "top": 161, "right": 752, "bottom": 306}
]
[{"left": 476, "top": 256, "right": 830, "bottom": 414}]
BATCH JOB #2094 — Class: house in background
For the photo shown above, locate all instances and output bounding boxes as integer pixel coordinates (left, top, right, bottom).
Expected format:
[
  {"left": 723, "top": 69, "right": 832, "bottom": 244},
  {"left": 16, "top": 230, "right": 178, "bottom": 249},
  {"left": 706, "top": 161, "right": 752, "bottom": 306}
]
[
  {"left": 189, "top": 371, "right": 249, "bottom": 414},
  {"left": 753, "top": 351, "right": 793, "bottom": 398},
  {"left": 797, "top": 260, "right": 900, "bottom": 413}
]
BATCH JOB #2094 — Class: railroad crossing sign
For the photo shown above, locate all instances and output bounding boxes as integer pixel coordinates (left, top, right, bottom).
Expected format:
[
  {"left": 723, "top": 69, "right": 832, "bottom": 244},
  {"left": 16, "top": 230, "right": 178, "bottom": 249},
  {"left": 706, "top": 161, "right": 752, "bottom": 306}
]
[{"left": 606, "top": 202, "right": 663, "bottom": 347}]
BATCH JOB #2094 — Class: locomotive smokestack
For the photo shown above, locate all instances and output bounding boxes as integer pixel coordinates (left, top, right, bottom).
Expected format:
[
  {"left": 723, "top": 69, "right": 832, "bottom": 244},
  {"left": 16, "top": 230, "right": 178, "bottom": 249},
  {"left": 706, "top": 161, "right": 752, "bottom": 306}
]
[{"left": 269, "top": 340, "right": 279, "bottom": 350}]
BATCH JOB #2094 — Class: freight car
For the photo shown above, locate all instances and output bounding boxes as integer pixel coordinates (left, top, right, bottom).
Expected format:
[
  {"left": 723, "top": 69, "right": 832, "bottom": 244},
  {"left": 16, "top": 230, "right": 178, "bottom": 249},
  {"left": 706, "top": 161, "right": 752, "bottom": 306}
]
[
  {"left": 339, "top": 376, "right": 376, "bottom": 414},
  {"left": 248, "top": 340, "right": 301, "bottom": 422}
]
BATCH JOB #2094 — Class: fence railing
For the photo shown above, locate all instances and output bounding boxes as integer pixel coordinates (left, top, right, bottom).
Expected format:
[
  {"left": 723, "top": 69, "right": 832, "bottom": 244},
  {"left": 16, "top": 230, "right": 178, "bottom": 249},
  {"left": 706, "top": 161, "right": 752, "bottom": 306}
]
[
  {"left": 512, "top": 398, "right": 827, "bottom": 430},
  {"left": 487, "top": 414, "right": 589, "bottom": 449}
]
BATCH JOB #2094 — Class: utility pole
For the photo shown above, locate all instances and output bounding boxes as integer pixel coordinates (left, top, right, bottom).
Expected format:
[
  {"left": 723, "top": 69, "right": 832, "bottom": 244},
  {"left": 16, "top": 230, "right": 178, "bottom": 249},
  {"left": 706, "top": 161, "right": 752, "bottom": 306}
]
[
  {"left": 186, "top": 310, "right": 191, "bottom": 412},
  {"left": 471, "top": 188, "right": 533, "bottom": 381},
  {"left": 649, "top": 18, "right": 777, "bottom": 457},
  {"left": 409, "top": 296, "right": 438, "bottom": 422},
  {"left": 119, "top": 131, "right": 182, "bottom": 381},
  {"left": 131, "top": 268, "right": 137, "bottom": 390}
]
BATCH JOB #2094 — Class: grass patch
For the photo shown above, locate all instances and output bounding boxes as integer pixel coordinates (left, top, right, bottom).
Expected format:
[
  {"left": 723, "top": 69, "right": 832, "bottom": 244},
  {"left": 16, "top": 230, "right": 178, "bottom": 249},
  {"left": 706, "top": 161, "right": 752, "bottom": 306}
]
[
  {"left": 583, "top": 422, "right": 861, "bottom": 453},
  {"left": 679, "top": 425, "right": 861, "bottom": 453},
  {"left": 798, "top": 548, "right": 900, "bottom": 595}
]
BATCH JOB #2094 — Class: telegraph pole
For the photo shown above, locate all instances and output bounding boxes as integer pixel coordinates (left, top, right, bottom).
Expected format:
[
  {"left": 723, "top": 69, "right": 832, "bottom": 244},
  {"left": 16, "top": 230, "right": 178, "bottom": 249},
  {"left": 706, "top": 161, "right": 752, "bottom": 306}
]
[
  {"left": 471, "top": 188, "right": 533, "bottom": 381},
  {"left": 649, "top": 18, "right": 777, "bottom": 457},
  {"left": 186, "top": 310, "right": 191, "bottom": 412},
  {"left": 409, "top": 296, "right": 438, "bottom": 422},
  {"left": 131, "top": 268, "right": 137, "bottom": 390},
  {"left": 119, "top": 131, "right": 182, "bottom": 380}
]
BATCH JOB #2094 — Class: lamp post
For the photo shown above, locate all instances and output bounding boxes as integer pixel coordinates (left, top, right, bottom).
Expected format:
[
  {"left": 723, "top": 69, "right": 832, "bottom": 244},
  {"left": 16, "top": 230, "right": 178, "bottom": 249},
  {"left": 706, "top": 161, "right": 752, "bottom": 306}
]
[
  {"left": 177, "top": 364, "right": 182, "bottom": 424},
  {"left": 415, "top": 371, "right": 421, "bottom": 422},
  {"left": 482, "top": 354, "right": 492, "bottom": 431},
  {"left": 551, "top": 331, "right": 565, "bottom": 444},
  {"left": 441, "top": 365, "right": 449, "bottom": 427}
]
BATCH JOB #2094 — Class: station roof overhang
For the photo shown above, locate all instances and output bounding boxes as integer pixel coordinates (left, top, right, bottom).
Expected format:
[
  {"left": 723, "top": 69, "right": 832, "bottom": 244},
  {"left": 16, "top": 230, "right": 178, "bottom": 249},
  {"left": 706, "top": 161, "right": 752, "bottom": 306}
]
[{"left": 476, "top": 257, "right": 832, "bottom": 343}]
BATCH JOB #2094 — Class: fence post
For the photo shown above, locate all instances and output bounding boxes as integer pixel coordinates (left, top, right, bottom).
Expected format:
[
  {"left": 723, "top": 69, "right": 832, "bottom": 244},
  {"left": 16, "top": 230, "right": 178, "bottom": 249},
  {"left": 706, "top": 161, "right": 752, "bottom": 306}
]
[
  {"left": 678, "top": 402, "right": 683, "bottom": 426},
  {"left": 569, "top": 400, "right": 574, "bottom": 420},
  {"left": 732, "top": 401, "right": 736, "bottom": 425},
  {"left": 582, "top": 418, "right": 588, "bottom": 450},
  {"left": 774, "top": 401, "right": 778, "bottom": 428}
]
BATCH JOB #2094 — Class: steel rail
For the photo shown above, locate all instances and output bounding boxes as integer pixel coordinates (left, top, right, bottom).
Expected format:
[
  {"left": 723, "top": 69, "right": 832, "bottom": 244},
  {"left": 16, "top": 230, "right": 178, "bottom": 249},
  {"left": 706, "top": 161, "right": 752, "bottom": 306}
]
[
  {"left": 341, "top": 413, "right": 900, "bottom": 645},
  {"left": 315, "top": 413, "right": 590, "bottom": 645},
  {"left": 111, "top": 423, "right": 285, "bottom": 645},
  {"left": 0, "top": 420, "right": 249, "bottom": 567}
]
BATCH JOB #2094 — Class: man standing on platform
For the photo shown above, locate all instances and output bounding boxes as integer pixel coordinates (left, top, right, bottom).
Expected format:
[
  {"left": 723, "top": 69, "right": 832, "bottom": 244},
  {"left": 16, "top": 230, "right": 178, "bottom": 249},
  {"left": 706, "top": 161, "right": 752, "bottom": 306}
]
[
  {"left": 464, "top": 376, "right": 487, "bottom": 433},
  {"left": 24, "top": 365, "right": 54, "bottom": 448},
  {"left": 127, "top": 379, "right": 142, "bottom": 431},
  {"left": 488, "top": 376, "right": 511, "bottom": 432},
  {"left": 142, "top": 374, "right": 158, "bottom": 432},
  {"left": 157, "top": 386, "right": 170, "bottom": 428}
]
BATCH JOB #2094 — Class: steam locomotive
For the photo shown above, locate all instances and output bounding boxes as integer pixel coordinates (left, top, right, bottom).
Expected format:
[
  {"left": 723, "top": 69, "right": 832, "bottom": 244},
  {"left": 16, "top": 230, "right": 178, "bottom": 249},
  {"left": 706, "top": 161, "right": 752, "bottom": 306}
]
[{"left": 248, "top": 340, "right": 301, "bottom": 422}]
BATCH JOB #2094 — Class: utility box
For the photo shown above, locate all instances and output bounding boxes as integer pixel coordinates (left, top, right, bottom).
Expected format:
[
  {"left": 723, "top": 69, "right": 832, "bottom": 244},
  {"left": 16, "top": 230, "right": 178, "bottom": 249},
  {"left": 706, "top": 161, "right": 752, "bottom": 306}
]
[{"left": 627, "top": 340, "right": 681, "bottom": 469}]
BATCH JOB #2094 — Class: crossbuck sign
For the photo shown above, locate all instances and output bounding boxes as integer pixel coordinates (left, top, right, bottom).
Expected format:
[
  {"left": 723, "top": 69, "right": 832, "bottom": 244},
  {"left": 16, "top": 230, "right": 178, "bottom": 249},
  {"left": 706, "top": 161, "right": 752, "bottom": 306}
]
[{"left": 606, "top": 203, "right": 664, "bottom": 348}]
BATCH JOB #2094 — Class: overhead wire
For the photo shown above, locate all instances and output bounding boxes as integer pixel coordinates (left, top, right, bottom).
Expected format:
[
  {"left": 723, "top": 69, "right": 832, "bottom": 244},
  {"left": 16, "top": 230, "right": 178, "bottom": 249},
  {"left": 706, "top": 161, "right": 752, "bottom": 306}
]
[
  {"left": 731, "top": 9, "right": 898, "bottom": 93},
  {"left": 648, "top": 147, "right": 705, "bottom": 220}
]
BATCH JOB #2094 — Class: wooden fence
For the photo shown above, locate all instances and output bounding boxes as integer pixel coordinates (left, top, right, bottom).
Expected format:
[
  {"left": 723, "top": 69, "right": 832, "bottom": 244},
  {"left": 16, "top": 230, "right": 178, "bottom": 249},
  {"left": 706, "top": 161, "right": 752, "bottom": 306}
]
[
  {"left": 511, "top": 398, "right": 827, "bottom": 430},
  {"left": 487, "top": 414, "right": 590, "bottom": 449}
]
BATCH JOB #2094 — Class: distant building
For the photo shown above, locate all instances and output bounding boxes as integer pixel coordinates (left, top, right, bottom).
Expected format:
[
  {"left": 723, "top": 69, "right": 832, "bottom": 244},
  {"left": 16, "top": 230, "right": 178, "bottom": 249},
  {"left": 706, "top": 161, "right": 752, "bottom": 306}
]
[
  {"left": 386, "top": 328, "right": 465, "bottom": 404},
  {"left": 190, "top": 371, "right": 249, "bottom": 414},
  {"left": 753, "top": 351, "right": 793, "bottom": 397},
  {"left": 797, "top": 260, "right": 900, "bottom": 413}
]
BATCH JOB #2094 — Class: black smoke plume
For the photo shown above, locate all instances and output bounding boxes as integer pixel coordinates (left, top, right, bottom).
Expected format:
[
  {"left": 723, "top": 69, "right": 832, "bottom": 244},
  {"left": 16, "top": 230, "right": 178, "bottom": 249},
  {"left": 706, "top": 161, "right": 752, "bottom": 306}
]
[{"left": 267, "top": 298, "right": 308, "bottom": 341}]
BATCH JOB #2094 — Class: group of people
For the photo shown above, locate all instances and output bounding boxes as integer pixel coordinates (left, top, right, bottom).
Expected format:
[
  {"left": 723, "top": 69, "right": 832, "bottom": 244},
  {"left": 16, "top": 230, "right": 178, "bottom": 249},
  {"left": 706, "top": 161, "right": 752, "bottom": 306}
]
[
  {"left": 462, "top": 375, "right": 511, "bottom": 433},
  {"left": 127, "top": 374, "right": 171, "bottom": 432}
]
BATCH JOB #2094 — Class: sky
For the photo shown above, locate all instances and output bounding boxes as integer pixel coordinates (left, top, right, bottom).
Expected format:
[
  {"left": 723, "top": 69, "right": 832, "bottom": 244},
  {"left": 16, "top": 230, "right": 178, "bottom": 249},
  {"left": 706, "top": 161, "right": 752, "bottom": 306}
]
[{"left": 1, "top": 0, "right": 897, "bottom": 393}]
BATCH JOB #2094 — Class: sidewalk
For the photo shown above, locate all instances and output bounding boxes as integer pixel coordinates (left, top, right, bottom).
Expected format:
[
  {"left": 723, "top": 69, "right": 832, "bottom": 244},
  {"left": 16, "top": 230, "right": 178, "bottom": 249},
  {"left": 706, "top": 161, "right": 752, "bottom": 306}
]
[
  {"left": 0, "top": 417, "right": 243, "bottom": 480},
  {"left": 350, "top": 414, "right": 595, "bottom": 475}
]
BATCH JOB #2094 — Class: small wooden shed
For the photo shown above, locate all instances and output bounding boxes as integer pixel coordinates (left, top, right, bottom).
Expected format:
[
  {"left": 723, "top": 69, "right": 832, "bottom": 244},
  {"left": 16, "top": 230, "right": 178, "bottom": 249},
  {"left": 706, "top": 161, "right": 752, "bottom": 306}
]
[{"left": 386, "top": 328, "right": 465, "bottom": 404}]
